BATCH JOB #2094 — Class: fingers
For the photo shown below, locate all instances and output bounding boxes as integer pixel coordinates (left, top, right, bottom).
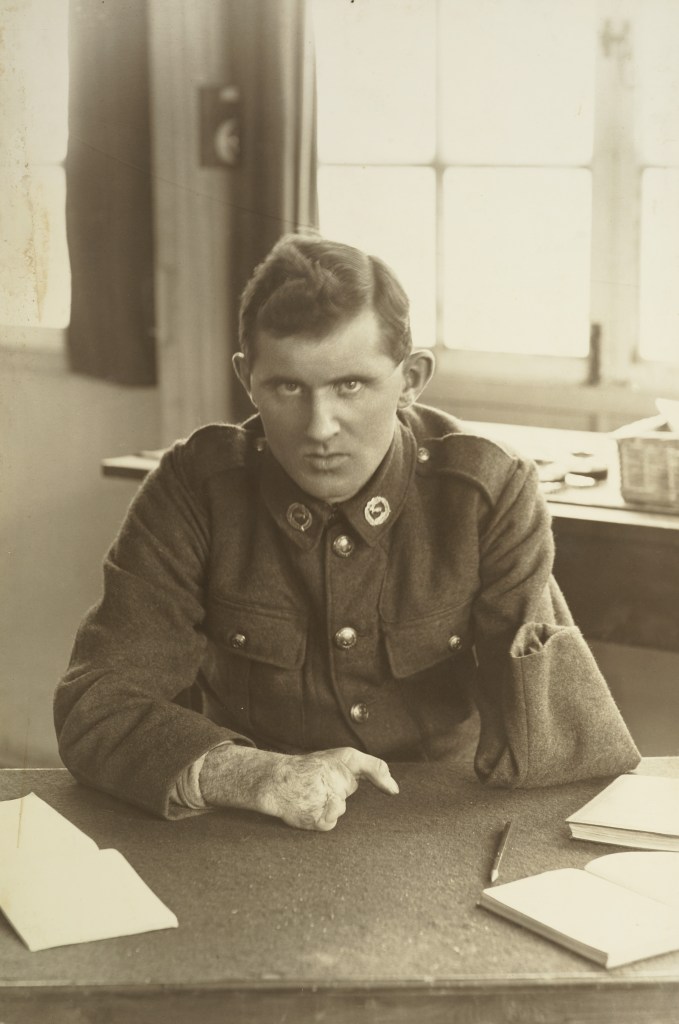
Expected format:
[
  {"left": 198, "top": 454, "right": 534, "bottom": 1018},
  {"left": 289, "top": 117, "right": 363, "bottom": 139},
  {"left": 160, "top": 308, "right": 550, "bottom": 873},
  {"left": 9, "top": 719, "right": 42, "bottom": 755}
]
[
  {"left": 316, "top": 792, "right": 346, "bottom": 831},
  {"left": 273, "top": 749, "right": 399, "bottom": 832},
  {"left": 338, "top": 748, "right": 399, "bottom": 795}
]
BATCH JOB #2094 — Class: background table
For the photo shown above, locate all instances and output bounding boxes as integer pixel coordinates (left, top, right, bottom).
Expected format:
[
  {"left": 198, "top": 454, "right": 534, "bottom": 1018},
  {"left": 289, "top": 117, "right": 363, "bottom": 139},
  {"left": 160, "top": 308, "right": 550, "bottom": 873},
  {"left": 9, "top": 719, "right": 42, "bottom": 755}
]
[
  {"left": 1, "top": 761, "right": 678, "bottom": 1023},
  {"left": 472, "top": 423, "right": 679, "bottom": 653}
]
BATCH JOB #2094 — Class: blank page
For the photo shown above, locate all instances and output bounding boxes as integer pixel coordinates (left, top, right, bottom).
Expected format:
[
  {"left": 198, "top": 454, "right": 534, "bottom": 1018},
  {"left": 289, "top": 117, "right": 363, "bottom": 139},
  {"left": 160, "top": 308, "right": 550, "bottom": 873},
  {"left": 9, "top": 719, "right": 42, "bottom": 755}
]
[
  {"left": 586, "top": 851, "right": 679, "bottom": 909},
  {"left": 0, "top": 848, "right": 178, "bottom": 951},
  {"left": 567, "top": 776, "right": 679, "bottom": 835},
  {"left": 0, "top": 793, "right": 97, "bottom": 857},
  {"left": 481, "top": 868, "right": 679, "bottom": 968}
]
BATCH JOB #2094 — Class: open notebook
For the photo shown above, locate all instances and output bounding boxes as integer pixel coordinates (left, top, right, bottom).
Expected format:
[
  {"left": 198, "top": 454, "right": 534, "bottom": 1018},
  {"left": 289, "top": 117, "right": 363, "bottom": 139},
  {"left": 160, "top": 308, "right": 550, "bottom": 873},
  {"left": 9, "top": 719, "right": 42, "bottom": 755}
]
[
  {"left": 0, "top": 793, "right": 178, "bottom": 951},
  {"left": 566, "top": 774, "right": 679, "bottom": 851},
  {"left": 479, "top": 851, "right": 679, "bottom": 969}
]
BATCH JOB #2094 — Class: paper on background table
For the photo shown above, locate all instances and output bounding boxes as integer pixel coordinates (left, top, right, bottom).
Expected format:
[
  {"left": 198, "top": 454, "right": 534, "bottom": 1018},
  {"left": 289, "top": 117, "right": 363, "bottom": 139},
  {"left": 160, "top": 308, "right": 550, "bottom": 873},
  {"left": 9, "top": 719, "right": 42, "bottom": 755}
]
[{"left": 0, "top": 793, "right": 177, "bottom": 951}]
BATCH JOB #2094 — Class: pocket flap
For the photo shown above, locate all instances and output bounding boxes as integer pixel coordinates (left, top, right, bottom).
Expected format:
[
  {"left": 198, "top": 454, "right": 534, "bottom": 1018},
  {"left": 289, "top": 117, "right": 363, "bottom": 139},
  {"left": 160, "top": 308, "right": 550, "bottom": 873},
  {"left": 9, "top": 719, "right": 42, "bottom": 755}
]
[
  {"left": 207, "top": 598, "right": 307, "bottom": 670},
  {"left": 383, "top": 604, "right": 473, "bottom": 678}
]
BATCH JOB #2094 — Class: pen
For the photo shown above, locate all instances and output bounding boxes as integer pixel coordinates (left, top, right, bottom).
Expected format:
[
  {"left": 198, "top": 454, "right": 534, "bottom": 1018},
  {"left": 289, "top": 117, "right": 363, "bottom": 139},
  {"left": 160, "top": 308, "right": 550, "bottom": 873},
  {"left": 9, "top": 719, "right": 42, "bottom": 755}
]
[{"left": 490, "top": 820, "right": 513, "bottom": 884}]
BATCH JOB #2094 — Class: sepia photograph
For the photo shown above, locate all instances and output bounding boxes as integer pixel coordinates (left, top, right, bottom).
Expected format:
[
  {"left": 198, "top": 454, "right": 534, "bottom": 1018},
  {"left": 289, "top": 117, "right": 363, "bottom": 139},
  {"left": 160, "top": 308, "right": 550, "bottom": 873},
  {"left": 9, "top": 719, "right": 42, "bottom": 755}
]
[{"left": 1, "top": 1, "right": 679, "bottom": 1020}]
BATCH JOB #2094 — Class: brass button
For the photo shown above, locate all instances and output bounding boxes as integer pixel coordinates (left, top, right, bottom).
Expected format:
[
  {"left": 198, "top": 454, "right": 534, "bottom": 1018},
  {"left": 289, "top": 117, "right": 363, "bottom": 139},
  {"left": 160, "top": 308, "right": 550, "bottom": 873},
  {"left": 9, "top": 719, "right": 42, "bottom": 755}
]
[
  {"left": 334, "top": 626, "right": 357, "bottom": 650},
  {"left": 350, "top": 702, "right": 369, "bottom": 723},
  {"left": 447, "top": 634, "right": 462, "bottom": 652},
  {"left": 332, "top": 534, "right": 355, "bottom": 558},
  {"left": 230, "top": 632, "right": 247, "bottom": 650},
  {"left": 286, "top": 502, "right": 313, "bottom": 532},
  {"left": 417, "top": 446, "right": 431, "bottom": 463},
  {"left": 254, "top": 437, "right": 266, "bottom": 452}
]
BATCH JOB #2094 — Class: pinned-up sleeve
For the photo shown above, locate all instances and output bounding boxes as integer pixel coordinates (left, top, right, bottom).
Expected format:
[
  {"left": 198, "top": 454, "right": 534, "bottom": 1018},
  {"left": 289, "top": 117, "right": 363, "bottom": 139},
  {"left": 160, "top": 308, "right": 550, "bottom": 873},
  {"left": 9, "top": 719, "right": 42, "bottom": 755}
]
[
  {"left": 54, "top": 443, "right": 253, "bottom": 819},
  {"left": 470, "top": 456, "right": 640, "bottom": 788}
]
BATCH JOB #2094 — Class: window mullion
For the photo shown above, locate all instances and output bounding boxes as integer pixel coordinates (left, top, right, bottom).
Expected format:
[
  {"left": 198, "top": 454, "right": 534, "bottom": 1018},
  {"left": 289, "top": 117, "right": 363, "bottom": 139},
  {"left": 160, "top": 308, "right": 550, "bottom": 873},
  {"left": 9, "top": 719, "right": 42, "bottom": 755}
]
[
  {"left": 434, "top": 162, "right": 445, "bottom": 350},
  {"left": 434, "top": 0, "right": 444, "bottom": 351},
  {"left": 589, "top": 1, "right": 639, "bottom": 385}
]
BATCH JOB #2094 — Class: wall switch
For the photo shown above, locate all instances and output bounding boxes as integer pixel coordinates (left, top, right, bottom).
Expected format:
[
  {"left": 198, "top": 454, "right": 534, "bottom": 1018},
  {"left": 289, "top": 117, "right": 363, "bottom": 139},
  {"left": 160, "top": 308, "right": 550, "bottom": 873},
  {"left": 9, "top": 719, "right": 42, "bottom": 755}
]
[{"left": 199, "top": 85, "right": 240, "bottom": 167}]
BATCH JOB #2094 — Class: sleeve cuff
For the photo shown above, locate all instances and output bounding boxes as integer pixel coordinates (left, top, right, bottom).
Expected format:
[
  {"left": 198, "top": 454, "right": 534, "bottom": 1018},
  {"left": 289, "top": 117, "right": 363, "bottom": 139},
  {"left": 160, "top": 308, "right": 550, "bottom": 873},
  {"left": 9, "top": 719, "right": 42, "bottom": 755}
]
[{"left": 169, "top": 740, "right": 234, "bottom": 811}]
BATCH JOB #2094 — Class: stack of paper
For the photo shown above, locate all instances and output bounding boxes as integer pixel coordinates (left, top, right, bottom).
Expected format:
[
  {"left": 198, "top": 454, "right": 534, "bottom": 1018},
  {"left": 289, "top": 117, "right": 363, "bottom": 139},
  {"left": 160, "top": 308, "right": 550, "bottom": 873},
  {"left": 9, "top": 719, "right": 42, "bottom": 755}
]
[
  {"left": 566, "top": 775, "right": 679, "bottom": 851},
  {"left": 479, "top": 852, "right": 679, "bottom": 968},
  {"left": 0, "top": 793, "right": 178, "bottom": 951}
]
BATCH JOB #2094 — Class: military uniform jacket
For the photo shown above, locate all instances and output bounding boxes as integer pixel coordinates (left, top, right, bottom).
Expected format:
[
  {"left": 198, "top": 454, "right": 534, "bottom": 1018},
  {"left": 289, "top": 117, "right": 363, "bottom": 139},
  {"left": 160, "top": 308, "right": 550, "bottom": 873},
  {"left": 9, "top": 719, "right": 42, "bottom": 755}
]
[{"left": 54, "top": 404, "right": 639, "bottom": 818}]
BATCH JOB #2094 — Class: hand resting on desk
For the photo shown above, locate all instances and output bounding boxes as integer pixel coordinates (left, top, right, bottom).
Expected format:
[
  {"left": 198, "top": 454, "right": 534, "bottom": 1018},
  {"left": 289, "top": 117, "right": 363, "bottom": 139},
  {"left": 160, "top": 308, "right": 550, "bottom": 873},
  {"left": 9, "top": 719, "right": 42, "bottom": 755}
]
[{"left": 199, "top": 745, "right": 399, "bottom": 831}]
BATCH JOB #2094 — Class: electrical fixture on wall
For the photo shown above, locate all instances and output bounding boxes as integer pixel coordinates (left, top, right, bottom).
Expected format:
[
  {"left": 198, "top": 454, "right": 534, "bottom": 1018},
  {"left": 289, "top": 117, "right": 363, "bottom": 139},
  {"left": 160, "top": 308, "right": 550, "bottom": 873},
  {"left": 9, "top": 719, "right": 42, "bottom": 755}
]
[{"left": 199, "top": 85, "right": 241, "bottom": 167}]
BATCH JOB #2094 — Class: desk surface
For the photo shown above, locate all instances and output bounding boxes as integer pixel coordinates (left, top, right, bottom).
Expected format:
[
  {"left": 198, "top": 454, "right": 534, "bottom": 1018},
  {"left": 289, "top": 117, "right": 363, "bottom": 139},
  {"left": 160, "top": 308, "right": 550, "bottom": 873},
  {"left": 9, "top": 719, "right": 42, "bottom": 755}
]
[{"left": 2, "top": 761, "right": 678, "bottom": 1023}]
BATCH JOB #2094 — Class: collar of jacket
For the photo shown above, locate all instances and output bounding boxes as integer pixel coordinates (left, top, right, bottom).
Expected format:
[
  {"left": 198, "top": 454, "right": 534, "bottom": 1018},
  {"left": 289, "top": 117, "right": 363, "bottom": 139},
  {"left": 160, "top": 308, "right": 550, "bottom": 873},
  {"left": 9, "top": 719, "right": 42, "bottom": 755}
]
[{"left": 254, "top": 419, "right": 418, "bottom": 551}]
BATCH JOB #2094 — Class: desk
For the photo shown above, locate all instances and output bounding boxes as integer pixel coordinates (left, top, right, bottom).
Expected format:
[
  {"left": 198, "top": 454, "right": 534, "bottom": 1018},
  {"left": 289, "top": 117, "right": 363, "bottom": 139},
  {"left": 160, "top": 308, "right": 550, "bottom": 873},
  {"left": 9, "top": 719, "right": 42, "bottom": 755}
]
[
  {"left": 2, "top": 762, "right": 678, "bottom": 1023},
  {"left": 102, "top": 423, "right": 679, "bottom": 651}
]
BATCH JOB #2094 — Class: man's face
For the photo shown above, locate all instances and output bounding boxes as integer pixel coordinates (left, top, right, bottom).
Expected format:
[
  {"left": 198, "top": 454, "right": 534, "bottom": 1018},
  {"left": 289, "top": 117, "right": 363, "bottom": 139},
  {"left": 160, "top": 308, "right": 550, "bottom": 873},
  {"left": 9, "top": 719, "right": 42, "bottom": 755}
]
[{"left": 237, "top": 308, "right": 408, "bottom": 504}]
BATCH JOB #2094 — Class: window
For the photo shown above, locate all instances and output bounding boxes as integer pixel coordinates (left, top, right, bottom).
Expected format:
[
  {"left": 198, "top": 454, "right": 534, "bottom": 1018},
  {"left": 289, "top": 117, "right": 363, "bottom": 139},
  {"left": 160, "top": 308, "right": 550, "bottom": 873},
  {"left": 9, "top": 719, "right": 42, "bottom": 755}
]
[
  {"left": 313, "top": 0, "right": 679, "bottom": 419},
  {"left": 0, "top": 0, "right": 71, "bottom": 333},
  {"left": 636, "top": 7, "right": 679, "bottom": 368}
]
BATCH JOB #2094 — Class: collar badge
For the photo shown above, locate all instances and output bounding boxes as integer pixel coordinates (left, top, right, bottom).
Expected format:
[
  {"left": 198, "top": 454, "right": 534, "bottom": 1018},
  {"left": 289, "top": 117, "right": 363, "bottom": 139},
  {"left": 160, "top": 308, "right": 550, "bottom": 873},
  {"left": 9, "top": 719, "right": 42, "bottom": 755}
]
[
  {"left": 286, "top": 502, "right": 313, "bottom": 532},
  {"left": 364, "top": 496, "right": 391, "bottom": 527}
]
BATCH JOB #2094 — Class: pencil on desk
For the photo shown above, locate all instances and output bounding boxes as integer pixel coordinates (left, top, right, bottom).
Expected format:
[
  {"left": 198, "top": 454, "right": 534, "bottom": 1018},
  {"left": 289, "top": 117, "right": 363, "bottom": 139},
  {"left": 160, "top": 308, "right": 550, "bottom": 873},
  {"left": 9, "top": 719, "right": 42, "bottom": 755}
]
[{"left": 490, "top": 820, "right": 513, "bottom": 884}]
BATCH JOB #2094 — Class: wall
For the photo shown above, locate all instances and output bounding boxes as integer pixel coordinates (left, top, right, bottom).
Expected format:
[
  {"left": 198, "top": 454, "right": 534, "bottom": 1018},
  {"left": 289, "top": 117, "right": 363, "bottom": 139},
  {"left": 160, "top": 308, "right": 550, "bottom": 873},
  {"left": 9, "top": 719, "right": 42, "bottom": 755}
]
[
  {"left": 591, "top": 642, "right": 679, "bottom": 758},
  {"left": 147, "top": 0, "right": 237, "bottom": 443},
  {"left": 0, "top": 344, "right": 160, "bottom": 767}
]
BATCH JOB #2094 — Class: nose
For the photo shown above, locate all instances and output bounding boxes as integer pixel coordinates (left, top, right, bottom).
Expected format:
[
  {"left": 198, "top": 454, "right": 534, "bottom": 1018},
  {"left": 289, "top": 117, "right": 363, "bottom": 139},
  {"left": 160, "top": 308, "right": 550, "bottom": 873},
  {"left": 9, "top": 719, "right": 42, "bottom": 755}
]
[{"left": 306, "top": 392, "right": 340, "bottom": 443}]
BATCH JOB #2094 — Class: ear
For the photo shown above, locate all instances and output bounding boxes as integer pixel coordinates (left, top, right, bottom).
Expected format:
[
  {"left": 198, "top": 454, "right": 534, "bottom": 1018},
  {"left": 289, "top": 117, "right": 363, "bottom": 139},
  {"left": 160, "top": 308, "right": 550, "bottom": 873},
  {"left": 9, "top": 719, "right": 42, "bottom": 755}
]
[
  {"left": 397, "top": 349, "right": 436, "bottom": 409},
  {"left": 232, "top": 352, "right": 256, "bottom": 406}
]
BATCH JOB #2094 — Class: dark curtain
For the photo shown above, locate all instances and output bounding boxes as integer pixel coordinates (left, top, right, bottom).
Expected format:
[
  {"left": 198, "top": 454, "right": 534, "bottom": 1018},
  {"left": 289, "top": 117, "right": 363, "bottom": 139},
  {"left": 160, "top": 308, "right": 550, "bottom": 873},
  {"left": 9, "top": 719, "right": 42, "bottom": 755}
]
[
  {"left": 65, "top": 0, "right": 156, "bottom": 386},
  {"left": 228, "top": 0, "right": 318, "bottom": 418}
]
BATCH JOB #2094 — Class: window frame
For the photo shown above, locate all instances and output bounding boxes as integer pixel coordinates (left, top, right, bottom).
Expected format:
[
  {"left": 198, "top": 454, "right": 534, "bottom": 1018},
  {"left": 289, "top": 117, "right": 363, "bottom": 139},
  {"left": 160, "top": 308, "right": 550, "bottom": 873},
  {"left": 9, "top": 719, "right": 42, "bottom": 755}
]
[
  {"left": 0, "top": 0, "right": 70, "bottom": 346},
  {"left": 315, "top": 0, "right": 679, "bottom": 426}
]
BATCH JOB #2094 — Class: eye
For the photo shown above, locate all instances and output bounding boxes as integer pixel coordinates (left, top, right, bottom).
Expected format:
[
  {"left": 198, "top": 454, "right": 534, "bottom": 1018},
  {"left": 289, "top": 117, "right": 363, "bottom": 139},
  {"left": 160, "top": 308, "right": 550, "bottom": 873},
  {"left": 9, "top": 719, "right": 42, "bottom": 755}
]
[
  {"left": 277, "top": 381, "right": 302, "bottom": 395},
  {"left": 337, "top": 379, "right": 363, "bottom": 395}
]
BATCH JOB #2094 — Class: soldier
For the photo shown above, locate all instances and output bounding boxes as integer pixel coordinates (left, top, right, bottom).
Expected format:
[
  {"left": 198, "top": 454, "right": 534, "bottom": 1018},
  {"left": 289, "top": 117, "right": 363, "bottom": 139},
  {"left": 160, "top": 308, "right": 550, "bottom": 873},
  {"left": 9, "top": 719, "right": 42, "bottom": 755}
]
[{"left": 54, "top": 234, "right": 639, "bottom": 830}]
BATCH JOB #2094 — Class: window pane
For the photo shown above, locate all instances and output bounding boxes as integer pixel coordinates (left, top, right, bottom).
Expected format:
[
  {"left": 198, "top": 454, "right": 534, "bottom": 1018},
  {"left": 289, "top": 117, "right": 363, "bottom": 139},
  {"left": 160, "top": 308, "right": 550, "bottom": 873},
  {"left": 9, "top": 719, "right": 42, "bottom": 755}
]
[
  {"left": 0, "top": 0, "right": 69, "bottom": 165},
  {"left": 313, "top": 0, "right": 436, "bottom": 164},
  {"left": 0, "top": 166, "right": 71, "bottom": 328},
  {"left": 439, "top": 0, "right": 595, "bottom": 166},
  {"left": 443, "top": 168, "right": 591, "bottom": 355},
  {"left": 639, "top": 170, "right": 679, "bottom": 365},
  {"left": 636, "top": 0, "right": 679, "bottom": 166},
  {"left": 318, "top": 166, "right": 436, "bottom": 346}
]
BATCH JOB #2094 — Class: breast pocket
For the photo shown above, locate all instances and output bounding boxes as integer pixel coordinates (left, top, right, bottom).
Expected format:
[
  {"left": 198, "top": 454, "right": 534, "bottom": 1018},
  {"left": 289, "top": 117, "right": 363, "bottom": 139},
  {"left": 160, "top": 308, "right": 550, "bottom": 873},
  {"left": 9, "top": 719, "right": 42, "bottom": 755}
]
[
  {"left": 381, "top": 602, "right": 474, "bottom": 680},
  {"left": 381, "top": 603, "right": 476, "bottom": 746},
  {"left": 205, "top": 596, "right": 308, "bottom": 746}
]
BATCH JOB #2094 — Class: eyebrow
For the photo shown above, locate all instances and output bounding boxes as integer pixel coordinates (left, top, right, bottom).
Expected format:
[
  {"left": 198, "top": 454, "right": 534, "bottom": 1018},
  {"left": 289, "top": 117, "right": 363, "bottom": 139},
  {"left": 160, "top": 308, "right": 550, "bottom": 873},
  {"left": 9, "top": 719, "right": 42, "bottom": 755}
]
[{"left": 260, "top": 372, "right": 374, "bottom": 388}]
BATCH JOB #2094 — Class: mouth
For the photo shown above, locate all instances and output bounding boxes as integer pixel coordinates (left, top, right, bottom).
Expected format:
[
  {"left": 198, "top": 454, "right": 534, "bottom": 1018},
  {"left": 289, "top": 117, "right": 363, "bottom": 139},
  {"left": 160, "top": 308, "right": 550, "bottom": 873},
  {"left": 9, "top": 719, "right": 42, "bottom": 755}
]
[{"left": 303, "top": 453, "right": 349, "bottom": 470}]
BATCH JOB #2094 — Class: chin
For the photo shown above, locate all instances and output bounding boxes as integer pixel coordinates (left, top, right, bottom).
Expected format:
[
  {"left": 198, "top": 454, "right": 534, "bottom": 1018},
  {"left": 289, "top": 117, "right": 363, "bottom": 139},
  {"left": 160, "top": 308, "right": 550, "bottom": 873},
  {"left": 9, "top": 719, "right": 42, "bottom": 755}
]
[
  {"left": 287, "top": 461, "right": 366, "bottom": 504},
  {"left": 302, "top": 479, "right": 354, "bottom": 505},
  {"left": 307, "top": 485, "right": 347, "bottom": 504}
]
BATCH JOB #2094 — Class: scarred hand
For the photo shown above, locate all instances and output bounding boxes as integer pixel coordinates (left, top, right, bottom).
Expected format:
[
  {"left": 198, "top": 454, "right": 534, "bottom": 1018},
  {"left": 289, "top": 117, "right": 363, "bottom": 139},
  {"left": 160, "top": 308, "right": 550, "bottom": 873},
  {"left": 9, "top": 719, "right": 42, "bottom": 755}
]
[
  {"left": 260, "top": 746, "right": 399, "bottom": 831},
  {"left": 200, "top": 744, "right": 399, "bottom": 831}
]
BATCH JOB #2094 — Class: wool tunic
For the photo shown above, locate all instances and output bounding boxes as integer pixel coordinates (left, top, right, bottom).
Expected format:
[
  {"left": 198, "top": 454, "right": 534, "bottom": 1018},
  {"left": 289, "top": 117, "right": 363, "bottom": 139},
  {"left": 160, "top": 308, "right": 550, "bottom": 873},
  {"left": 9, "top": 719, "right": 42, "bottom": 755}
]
[{"left": 54, "top": 404, "right": 640, "bottom": 818}]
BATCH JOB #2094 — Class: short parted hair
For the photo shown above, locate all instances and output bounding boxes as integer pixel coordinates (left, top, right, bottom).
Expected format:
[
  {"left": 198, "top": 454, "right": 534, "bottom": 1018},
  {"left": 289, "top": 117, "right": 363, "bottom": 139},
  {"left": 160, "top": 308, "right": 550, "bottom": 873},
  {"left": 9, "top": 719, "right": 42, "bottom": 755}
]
[{"left": 238, "top": 233, "right": 412, "bottom": 363}]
